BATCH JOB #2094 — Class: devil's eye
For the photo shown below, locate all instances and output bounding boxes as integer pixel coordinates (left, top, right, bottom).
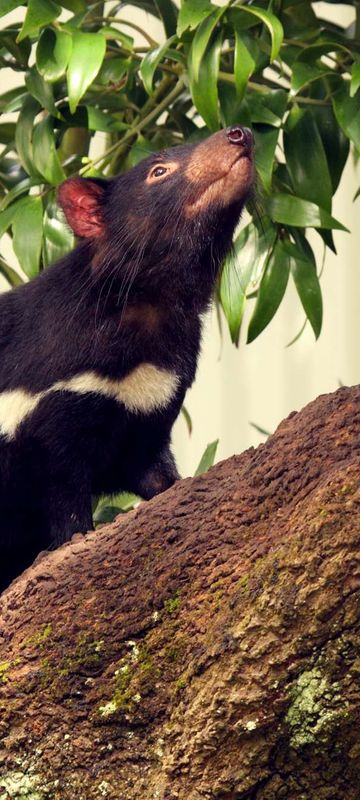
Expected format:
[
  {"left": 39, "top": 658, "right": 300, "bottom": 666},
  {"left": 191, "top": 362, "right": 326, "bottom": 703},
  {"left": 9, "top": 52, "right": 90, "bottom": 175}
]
[{"left": 150, "top": 165, "right": 167, "bottom": 179}]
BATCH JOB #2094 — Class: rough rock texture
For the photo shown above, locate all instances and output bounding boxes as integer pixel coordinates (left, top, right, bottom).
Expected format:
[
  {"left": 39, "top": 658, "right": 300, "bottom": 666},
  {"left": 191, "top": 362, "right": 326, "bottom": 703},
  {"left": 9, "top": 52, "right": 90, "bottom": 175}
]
[{"left": 0, "top": 386, "right": 360, "bottom": 800}]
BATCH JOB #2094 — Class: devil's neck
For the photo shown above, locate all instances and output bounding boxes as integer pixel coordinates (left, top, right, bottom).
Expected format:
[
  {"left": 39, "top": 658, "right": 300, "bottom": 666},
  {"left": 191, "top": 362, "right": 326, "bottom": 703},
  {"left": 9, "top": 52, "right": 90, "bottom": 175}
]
[
  {"left": 88, "top": 249, "right": 220, "bottom": 316},
  {"left": 72, "top": 228, "right": 234, "bottom": 319}
]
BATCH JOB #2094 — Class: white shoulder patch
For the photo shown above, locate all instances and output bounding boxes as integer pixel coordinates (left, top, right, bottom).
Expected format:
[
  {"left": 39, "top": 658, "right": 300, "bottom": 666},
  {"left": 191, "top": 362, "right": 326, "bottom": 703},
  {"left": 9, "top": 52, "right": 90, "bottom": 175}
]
[
  {"left": 0, "top": 363, "right": 180, "bottom": 439},
  {"left": 0, "top": 391, "right": 41, "bottom": 440}
]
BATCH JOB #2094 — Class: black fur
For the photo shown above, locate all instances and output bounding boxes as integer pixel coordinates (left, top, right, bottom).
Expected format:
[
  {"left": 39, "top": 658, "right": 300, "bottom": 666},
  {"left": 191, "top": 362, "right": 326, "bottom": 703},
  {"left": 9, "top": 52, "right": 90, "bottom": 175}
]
[{"left": 0, "top": 126, "right": 254, "bottom": 591}]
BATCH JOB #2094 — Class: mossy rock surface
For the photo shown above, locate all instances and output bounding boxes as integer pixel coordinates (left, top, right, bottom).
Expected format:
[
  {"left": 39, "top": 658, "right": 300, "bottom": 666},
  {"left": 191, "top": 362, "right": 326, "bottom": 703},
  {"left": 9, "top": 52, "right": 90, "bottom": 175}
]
[{"left": 0, "top": 386, "right": 360, "bottom": 799}]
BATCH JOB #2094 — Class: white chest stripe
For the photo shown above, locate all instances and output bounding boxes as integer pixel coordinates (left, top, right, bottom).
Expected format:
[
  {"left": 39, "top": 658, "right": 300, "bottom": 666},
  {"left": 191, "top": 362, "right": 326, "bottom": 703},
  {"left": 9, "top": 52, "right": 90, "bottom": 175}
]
[{"left": 0, "top": 363, "right": 180, "bottom": 439}]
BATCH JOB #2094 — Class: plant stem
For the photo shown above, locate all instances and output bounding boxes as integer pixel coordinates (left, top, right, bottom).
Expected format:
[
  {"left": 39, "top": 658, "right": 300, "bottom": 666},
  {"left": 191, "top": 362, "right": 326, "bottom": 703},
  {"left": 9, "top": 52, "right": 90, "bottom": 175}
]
[
  {"left": 98, "top": 16, "right": 158, "bottom": 47},
  {"left": 218, "top": 71, "right": 332, "bottom": 104},
  {"left": 80, "top": 77, "right": 185, "bottom": 176},
  {"left": 355, "top": 2, "right": 360, "bottom": 41}
]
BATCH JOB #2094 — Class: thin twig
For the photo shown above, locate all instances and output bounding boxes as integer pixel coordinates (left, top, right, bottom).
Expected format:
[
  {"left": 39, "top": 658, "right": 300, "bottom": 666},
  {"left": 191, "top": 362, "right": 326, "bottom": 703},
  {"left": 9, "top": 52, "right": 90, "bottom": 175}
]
[{"left": 79, "top": 78, "right": 185, "bottom": 176}]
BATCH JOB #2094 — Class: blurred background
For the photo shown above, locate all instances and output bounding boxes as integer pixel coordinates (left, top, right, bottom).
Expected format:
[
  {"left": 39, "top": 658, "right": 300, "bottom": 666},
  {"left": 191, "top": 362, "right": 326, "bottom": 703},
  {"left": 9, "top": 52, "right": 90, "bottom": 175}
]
[{"left": 1, "top": 2, "right": 359, "bottom": 477}]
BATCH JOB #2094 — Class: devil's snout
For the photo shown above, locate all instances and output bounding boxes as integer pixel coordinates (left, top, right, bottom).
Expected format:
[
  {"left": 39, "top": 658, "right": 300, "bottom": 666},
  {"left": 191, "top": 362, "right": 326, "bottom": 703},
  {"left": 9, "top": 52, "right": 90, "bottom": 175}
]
[{"left": 226, "top": 126, "right": 254, "bottom": 153}]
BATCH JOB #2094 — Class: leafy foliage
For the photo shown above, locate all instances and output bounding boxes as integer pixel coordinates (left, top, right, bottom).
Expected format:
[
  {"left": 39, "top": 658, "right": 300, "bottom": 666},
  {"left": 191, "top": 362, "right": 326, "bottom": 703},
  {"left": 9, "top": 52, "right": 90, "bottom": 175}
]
[
  {"left": 194, "top": 439, "right": 219, "bottom": 476},
  {"left": 0, "top": 0, "right": 359, "bottom": 347}
]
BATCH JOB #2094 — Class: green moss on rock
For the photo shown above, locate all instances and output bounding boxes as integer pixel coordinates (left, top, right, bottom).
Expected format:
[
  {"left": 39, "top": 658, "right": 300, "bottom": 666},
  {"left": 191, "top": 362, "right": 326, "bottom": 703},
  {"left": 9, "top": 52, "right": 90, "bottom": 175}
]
[
  {"left": 20, "top": 623, "right": 53, "bottom": 651},
  {"left": 0, "top": 661, "right": 10, "bottom": 683},
  {"left": 164, "top": 590, "right": 180, "bottom": 614},
  {"left": 98, "top": 643, "right": 161, "bottom": 717}
]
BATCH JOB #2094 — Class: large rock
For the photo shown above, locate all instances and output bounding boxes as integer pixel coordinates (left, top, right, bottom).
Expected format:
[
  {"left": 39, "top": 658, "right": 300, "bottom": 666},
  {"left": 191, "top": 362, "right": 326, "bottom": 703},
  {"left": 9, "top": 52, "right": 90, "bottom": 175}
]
[{"left": 0, "top": 386, "right": 360, "bottom": 799}]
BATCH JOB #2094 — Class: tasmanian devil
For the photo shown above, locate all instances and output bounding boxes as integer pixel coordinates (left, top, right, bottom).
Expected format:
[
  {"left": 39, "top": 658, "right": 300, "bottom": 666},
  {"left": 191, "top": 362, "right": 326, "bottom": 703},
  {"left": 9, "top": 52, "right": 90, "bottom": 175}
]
[{"left": 0, "top": 125, "right": 254, "bottom": 591}]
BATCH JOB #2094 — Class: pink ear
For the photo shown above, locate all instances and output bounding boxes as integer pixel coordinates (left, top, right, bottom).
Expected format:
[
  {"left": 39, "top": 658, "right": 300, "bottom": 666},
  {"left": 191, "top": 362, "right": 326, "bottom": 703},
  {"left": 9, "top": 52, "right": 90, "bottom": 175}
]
[{"left": 57, "top": 178, "right": 105, "bottom": 238}]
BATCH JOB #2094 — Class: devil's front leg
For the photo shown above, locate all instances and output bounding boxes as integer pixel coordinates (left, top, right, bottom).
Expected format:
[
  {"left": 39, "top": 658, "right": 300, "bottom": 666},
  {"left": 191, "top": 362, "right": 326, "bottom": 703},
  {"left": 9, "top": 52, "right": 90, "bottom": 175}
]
[
  {"left": 45, "top": 471, "right": 94, "bottom": 547},
  {"left": 124, "top": 443, "right": 180, "bottom": 500},
  {"left": 27, "top": 394, "right": 95, "bottom": 547}
]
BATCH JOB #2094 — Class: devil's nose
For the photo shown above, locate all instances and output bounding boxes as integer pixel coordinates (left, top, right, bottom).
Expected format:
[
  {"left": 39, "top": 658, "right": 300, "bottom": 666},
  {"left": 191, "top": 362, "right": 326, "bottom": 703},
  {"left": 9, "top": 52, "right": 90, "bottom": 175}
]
[{"left": 226, "top": 126, "right": 253, "bottom": 150}]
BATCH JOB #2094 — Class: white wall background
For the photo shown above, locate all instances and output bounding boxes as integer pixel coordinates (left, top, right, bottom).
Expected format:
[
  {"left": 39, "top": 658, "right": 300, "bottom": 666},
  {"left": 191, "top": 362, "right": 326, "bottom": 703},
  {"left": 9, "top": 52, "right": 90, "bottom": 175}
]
[{"left": 1, "top": 3, "right": 359, "bottom": 478}]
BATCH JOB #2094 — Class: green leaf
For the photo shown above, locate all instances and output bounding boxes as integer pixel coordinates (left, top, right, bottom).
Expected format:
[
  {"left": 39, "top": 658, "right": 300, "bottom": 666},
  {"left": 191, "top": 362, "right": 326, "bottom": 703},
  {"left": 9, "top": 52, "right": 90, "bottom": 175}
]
[
  {"left": 86, "top": 107, "right": 128, "bottom": 134},
  {"left": 60, "top": 0, "right": 85, "bottom": 11},
  {"left": 249, "top": 421, "right": 271, "bottom": 438},
  {"left": 188, "top": 29, "right": 222, "bottom": 131},
  {"left": 227, "top": 11, "right": 258, "bottom": 98},
  {"left": 333, "top": 84, "right": 360, "bottom": 152},
  {"left": 12, "top": 196, "right": 43, "bottom": 278},
  {"left": 177, "top": 0, "right": 213, "bottom": 37},
  {"left": 122, "top": 138, "right": 160, "bottom": 170},
  {"left": 96, "top": 56, "right": 131, "bottom": 86},
  {"left": 36, "top": 27, "right": 72, "bottom": 83},
  {"left": 284, "top": 108, "right": 332, "bottom": 211},
  {"left": 220, "top": 221, "right": 277, "bottom": 344},
  {"left": 42, "top": 194, "right": 73, "bottom": 266},
  {"left": 220, "top": 255, "right": 248, "bottom": 344},
  {"left": 294, "top": 34, "right": 351, "bottom": 64},
  {"left": 0, "top": 176, "right": 36, "bottom": 209},
  {"left": 290, "top": 228, "right": 316, "bottom": 267},
  {"left": 140, "top": 35, "right": 177, "bottom": 95},
  {"left": 281, "top": 0, "right": 319, "bottom": 39},
  {"left": 285, "top": 240, "right": 323, "bottom": 339},
  {"left": 194, "top": 440, "right": 219, "bottom": 477},
  {"left": 25, "top": 66, "right": 57, "bottom": 115},
  {"left": 93, "top": 492, "right": 139, "bottom": 525},
  {"left": 233, "top": 28, "right": 255, "bottom": 98},
  {"left": 189, "top": 7, "right": 224, "bottom": 83},
  {"left": 261, "top": 89, "right": 288, "bottom": 121},
  {"left": 0, "top": 255, "right": 23, "bottom": 287},
  {"left": 317, "top": 228, "right": 336, "bottom": 255},
  {"left": 0, "top": 87, "right": 28, "bottom": 114},
  {"left": 181, "top": 404, "right": 192, "bottom": 435},
  {"left": 291, "top": 61, "right": 329, "bottom": 94},
  {"left": 66, "top": 31, "right": 106, "bottom": 113},
  {"left": 0, "top": 123, "right": 15, "bottom": 144},
  {"left": 246, "top": 90, "right": 288, "bottom": 126},
  {"left": 310, "top": 89, "right": 349, "bottom": 194},
  {"left": 154, "top": 0, "right": 178, "bottom": 37},
  {"left": 100, "top": 26, "right": 134, "bottom": 50},
  {"left": 93, "top": 504, "right": 123, "bottom": 525},
  {"left": 351, "top": 61, "right": 360, "bottom": 98},
  {"left": 0, "top": 26, "right": 31, "bottom": 67},
  {"left": 0, "top": 0, "right": 23, "bottom": 16},
  {"left": 32, "top": 117, "right": 66, "bottom": 185},
  {"left": 230, "top": 5, "right": 283, "bottom": 62},
  {"left": 0, "top": 202, "right": 19, "bottom": 239},
  {"left": 268, "top": 193, "right": 349, "bottom": 231},
  {"left": 15, "top": 95, "right": 43, "bottom": 179},
  {"left": 219, "top": 83, "right": 246, "bottom": 128},
  {"left": 254, "top": 125, "right": 279, "bottom": 193},
  {"left": 17, "top": 0, "right": 61, "bottom": 42},
  {"left": 247, "top": 239, "right": 290, "bottom": 342}
]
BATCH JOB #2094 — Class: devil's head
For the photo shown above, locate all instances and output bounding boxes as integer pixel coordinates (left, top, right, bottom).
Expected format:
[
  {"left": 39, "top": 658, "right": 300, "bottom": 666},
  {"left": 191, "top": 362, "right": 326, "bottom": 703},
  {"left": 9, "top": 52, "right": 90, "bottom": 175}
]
[{"left": 58, "top": 126, "right": 254, "bottom": 299}]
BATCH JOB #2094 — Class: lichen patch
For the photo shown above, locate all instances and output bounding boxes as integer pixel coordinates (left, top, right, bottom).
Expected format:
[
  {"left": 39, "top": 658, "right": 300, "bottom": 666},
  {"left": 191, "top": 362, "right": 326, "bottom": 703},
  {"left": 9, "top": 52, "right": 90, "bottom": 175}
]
[
  {"left": 285, "top": 667, "right": 348, "bottom": 749},
  {"left": 0, "top": 771, "right": 44, "bottom": 799}
]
